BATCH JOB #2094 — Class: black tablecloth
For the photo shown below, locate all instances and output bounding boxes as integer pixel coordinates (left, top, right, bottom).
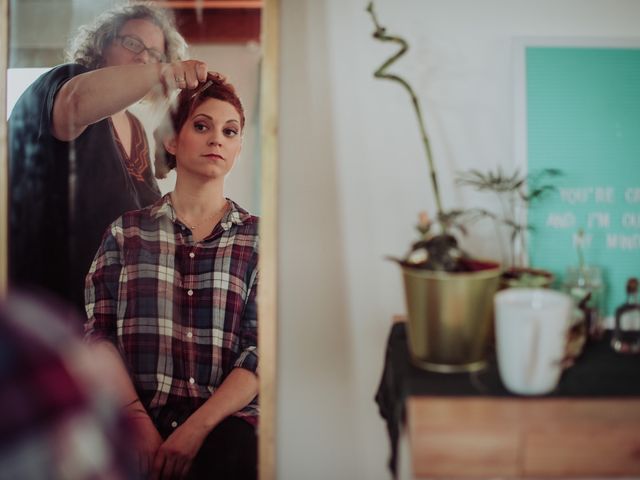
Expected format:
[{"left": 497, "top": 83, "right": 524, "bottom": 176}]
[{"left": 374, "top": 322, "right": 640, "bottom": 476}]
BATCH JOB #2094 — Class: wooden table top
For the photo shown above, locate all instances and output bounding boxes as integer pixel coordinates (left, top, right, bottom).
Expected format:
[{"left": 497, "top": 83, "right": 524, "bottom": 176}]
[{"left": 407, "top": 396, "right": 640, "bottom": 478}]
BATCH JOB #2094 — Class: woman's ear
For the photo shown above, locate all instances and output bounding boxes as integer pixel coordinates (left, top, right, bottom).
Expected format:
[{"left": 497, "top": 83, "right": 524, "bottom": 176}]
[{"left": 163, "top": 136, "right": 178, "bottom": 156}]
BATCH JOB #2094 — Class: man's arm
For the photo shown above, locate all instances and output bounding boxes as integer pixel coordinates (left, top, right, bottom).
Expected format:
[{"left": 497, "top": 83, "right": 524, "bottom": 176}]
[{"left": 52, "top": 60, "right": 207, "bottom": 141}]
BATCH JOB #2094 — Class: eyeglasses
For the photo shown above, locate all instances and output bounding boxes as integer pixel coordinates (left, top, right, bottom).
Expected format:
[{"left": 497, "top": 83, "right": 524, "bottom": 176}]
[{"left": 116, "top": 35, "right": 166, "bottom": 64}]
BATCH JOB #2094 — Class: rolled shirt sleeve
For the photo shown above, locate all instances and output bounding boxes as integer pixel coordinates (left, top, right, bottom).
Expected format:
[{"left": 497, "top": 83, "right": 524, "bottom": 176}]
[
  {"left": 84, "top": 221, "right": 123, "bottom": 344},
  {"left": 233, "top": 266, "right": 258, "bottom": 374}
]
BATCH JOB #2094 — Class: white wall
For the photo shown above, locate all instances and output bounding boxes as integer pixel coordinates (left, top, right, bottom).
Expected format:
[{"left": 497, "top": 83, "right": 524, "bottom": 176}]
[
  {"left": 276, "top": 2, "right": 358, "bottom": 479},
  {"left": 277, "top": 1, "right": 640, "bottom": 479}
]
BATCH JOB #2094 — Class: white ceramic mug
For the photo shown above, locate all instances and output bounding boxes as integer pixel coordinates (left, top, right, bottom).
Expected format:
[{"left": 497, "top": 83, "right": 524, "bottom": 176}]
[{"left": 494, "top": 288, "right": 573, "bottom": 395}]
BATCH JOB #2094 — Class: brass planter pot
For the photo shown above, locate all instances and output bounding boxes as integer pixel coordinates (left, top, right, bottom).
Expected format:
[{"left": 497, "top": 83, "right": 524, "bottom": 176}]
[{"left": 401, "top": 262, "right": 502, "bottom": 373}]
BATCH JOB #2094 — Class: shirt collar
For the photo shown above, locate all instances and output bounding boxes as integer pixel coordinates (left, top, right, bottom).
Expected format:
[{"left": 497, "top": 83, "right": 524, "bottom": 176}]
[{"left": 151, "top": 193, "right": 251, "bottom": 231}]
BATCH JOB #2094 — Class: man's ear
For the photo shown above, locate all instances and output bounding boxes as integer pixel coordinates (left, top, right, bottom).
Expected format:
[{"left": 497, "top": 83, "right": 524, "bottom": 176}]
[{"left": 163, "top": 136, "right": 178, "bottom": 156}]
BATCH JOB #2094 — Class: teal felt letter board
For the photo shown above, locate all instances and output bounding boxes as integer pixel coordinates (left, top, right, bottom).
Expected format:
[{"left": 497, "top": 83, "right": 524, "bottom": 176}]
[{"left": 526, "top": 46, "right": 640, "bottom": 317}]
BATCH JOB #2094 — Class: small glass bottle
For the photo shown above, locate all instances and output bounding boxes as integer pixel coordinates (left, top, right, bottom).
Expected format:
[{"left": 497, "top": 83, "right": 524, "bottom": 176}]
[
  {"left": 611, "top": 278, "right": 640, "bottom": 354},
  {"left": 563, "top": 266, "right": 605, "bottom": 341}
]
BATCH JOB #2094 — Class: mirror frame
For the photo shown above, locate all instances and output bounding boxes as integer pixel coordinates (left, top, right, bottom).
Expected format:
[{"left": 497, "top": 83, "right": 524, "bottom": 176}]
[
  {"left": 258, "top": 0, "right": 279, "bottom": 479},
  {"left": 1, "top": 0, "right": 7, "bottom": 297},
  {"left": 0, "top": 0, "right": 278, "bottom": 478}
]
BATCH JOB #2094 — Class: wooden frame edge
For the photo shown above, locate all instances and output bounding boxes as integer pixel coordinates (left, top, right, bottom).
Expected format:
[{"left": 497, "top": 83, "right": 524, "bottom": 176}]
[
  {"left": 0, "top": 0, "right": 278, "bottom": 475},
  {"left": 258, "top": 0, "right": 279, "bottom": 479},
  {"left": 0, "top": 0, "right": 8, "bottom": 298}
]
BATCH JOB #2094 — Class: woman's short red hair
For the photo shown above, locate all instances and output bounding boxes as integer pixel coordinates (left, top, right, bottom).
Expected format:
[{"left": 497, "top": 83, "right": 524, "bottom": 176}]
[{"left": 154, "top": 72, "right": 245, "bottom": 178}]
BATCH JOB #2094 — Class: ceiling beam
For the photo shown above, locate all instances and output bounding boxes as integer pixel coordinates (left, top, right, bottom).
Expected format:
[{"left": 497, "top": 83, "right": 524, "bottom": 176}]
[
  {"left": 152, "top": 1, "right": 262, "bottom": 9},
  {"left": 173, "top": 8, "right": 261, "bottom": 44}
]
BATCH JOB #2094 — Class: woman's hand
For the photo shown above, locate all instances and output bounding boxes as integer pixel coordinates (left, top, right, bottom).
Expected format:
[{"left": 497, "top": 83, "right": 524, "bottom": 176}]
[
  {"left": 160, "top": 60, "right": 208, "bottom": 93},
  {"left": 150, "top": 418, "right": 210, "bottom": 480},
  {"left": 127, "top": 409, "right": 164, "bottom": 477}
]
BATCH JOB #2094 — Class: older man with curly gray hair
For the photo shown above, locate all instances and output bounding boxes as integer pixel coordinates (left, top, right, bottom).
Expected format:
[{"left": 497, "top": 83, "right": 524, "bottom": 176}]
[
  {"left": 67, "top": 3, "right": 187, "bottom": 69},
  {"left": 9, "top": 2, "right": 209, "bottom": 316}
]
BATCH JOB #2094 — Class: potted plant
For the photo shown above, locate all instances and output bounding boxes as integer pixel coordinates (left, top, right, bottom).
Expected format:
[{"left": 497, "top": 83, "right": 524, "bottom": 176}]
[
  {"left": 367, "top": 3, "right": 502, "bottom": 373},
  {"left": 455, "top": 167, "right": 562, "bottom": 288}
]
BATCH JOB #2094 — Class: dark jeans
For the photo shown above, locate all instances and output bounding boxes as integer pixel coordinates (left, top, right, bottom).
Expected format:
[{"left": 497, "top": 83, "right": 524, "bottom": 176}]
[{"left": 187, "top": 416, "right": 257, "bottom": 480}]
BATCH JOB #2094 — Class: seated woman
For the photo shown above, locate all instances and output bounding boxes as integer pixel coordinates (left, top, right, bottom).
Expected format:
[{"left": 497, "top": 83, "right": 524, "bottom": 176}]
[{"left": 84, "top": 73, "right": 258, "bottom": 480}]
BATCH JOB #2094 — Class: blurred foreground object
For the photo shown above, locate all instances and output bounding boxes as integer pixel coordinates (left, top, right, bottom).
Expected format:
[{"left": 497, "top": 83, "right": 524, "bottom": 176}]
[{"left": 0, "top": 293, "right": 137, "bottom": 480}]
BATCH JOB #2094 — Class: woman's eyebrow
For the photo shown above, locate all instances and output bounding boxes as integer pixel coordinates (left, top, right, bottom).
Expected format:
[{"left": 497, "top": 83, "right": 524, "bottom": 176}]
[{"left": 192, "top": 114, "right": 241, "bottom": 125}]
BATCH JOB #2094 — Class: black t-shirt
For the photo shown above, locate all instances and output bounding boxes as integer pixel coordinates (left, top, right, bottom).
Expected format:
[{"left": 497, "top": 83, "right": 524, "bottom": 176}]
[{"left": 9, "top": 63, "right": 161, "bottom": 313}]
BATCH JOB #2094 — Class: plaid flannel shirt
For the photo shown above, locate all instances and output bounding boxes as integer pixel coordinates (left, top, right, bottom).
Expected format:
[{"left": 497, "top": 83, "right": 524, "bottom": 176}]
[{"left": 85, "top": 194, "right": 259, "bottom": 435}]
